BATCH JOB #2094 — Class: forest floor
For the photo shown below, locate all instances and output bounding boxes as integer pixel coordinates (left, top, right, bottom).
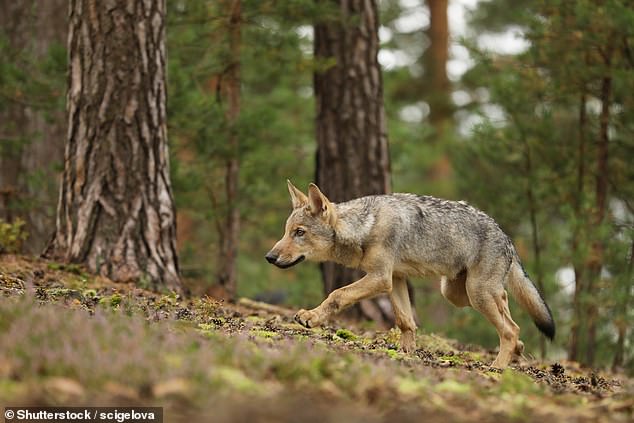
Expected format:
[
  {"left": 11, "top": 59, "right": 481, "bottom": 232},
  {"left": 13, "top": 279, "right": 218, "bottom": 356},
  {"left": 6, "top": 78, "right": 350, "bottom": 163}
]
[{"left": 0, "top": 254, "right": 632, "bottom": 423}]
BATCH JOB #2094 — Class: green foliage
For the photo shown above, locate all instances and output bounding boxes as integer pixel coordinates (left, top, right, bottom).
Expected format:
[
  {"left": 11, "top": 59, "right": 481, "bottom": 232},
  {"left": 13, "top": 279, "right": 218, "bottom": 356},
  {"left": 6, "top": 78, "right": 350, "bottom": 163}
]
[
  {"left": 167, "top": 0, "right": 320, "bottom": 304},
  {"left": 468, "top": 0, "right": 533, "bottom": 33},
  {"left": 456, "top": 0, "right": 634, "bottom": 368},
  {"left": 0, "top": 22, "right": 66, "bottom": 253},
  {"left": 0, "top": 218, "right": 28, "bottom": 254}
]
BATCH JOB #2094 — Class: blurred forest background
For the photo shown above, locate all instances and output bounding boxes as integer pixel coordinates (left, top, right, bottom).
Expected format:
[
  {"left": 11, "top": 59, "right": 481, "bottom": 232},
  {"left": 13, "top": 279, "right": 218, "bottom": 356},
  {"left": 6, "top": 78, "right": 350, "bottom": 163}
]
[{"left": 0, "top": 0, "right": 632, "bottom": 372}]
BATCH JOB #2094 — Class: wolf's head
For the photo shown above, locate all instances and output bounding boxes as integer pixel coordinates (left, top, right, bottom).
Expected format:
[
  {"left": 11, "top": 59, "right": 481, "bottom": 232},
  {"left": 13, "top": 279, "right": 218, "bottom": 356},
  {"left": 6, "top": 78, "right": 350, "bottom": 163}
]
[{"left": 265, "top": 181, "right": 337, "bottom": 268}]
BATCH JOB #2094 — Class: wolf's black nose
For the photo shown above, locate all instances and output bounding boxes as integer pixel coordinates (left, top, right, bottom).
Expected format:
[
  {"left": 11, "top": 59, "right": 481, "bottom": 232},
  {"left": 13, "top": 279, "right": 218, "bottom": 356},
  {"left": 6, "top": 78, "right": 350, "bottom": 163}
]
[{"left": 265, "top": 252, "right": 278, "bottom": 264}]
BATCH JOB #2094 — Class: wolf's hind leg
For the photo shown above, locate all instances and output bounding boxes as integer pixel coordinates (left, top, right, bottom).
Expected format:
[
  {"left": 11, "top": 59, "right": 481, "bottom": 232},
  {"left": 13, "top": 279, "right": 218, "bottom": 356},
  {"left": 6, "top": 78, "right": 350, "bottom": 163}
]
[
  {"left": 390, "top": 274, "right": 417, "bottom": 353},
  {"left": 440, "top": 270, "right": 470, "bottom": 308},
  {"left": 465, "top": 268, "right": 521, "bottom": 369}
]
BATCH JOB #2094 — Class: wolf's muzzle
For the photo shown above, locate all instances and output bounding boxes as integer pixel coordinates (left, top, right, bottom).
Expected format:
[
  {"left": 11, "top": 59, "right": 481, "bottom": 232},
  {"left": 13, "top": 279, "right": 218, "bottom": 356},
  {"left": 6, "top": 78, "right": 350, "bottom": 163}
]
[{"left": 265, "top": 253, "right": 305, "bottom": 269}]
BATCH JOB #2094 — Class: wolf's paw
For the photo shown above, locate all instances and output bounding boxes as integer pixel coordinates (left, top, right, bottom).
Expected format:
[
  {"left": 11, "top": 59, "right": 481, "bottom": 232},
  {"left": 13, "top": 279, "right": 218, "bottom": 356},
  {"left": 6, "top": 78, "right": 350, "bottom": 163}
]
[
  {"left": 400, "top": 330, "right": 416, "bottom": 353},
  {"left": 515, "top": 340, "right": 525, "bottom": 356},
  {"left": 294, "top": 309, "right": 323, "bottom": 328}
]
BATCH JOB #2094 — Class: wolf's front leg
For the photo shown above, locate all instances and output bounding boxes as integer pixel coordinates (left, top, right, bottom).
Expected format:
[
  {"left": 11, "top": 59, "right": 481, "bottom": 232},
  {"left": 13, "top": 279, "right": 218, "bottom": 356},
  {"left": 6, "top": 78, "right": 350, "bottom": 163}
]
[
  {"left": 390, "top": 274, "right": 417, "bottom": 353},
  {"left": 294, "top": 273, "right": 392, "bottom": 328}
]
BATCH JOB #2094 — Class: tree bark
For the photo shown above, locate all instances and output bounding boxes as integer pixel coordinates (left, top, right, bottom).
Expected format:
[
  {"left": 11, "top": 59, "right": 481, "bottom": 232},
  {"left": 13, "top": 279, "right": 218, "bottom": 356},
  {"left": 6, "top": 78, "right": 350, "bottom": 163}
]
[
  {"left": 215, "top": 0, "right": 241, "bottom": 300},
  {"left": 516, "top": 123, "right": 546, "bottom": 359},
  {"left": 568, "top": 93, "right": 587, "bottom": 362},
  {"left": 425, "top": 0, "right": 451, "bottom": 134},
  {"left": 45, "top": 0, "right": 182, "bottom": 294},
  {"left": 612, "top": 238, "right": 632, "bottom": 370},
  {"left": 0, "top": 0, "right": 66, "bottom": 253},
  {"left": 584, "top": 72, "right": 612, "bottom": 365},
  {"left": 314, "top": 0, "right": 393, "bottom": 324}
]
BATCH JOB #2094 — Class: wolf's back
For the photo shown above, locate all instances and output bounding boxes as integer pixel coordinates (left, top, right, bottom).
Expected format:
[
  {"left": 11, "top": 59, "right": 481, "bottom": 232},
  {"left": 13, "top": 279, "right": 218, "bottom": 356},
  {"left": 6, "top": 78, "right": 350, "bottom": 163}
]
[{"left": 507, "top": 261, "right": 555, "bottom": 340}]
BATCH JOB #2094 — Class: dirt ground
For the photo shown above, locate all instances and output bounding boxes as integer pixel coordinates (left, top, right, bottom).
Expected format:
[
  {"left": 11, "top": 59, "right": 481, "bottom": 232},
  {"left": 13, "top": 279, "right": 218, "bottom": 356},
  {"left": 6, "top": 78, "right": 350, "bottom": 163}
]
[{"left": 0, "top": 254, "right": 632, "bottom": 422}]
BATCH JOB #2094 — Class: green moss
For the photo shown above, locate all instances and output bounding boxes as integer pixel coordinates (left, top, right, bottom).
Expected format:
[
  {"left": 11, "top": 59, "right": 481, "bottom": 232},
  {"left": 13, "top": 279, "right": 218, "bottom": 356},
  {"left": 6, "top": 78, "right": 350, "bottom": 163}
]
[
  {"left": 98, "top": 293, "right": 122, "bottom": 308},
  {"left": 419, "top": 333, "right": 457, "bottom": 353},
  {"left": 375, "top": 348, "right": 407, "bottom": 360},
  {"left": 245, "top": 315, "right": 267, "bottom": 324},
  {"left": 366, "top": 347, "right": 401, "bottom": 360},
  {"left": 384, "top": 328, "right": 401, "bottom": 345},
  {"left": 47, "top": 288, "right": 75, "bottom": 298},
  {"left": 197, "top": 323, "right": 215, "bottom": 334},
  {"left": 483, "top": 370, "right": 502, "bottom": 380},
  {"left": 110, "top": 293, "right": 122, "bottom": 307},
  {"left": 440, "top": 354, "right": 465, "bottom": 365},
  {"left": 249, "top": 329, "right": 280, "bottom": 340},
  {"left": 279, "top": 322, "right": 303, "bottom": 331},
  {"left": 155, "top": 293, "right": 179, "bottom": 310},
  {"left": 334, "top": 328, "right": 357, "bottom": 341},
  {"left": 359, "top": 337, "right": 373, "bottom": 346},
  {"left": 46, "top": 262, "right": 63, "bottom": 271},
  {"left": 461, "top": 351, "right": 485, "bottom": 363},
  {"left": 82, "top": 289, "right": 98, "bottom": 298},
  {"left": 191, "top": 297, "right": 221, "bottom": 319},
  {"left": 66, "top": 274, "right": 89, "bottom": 290},
  {"left": 46, "top": 262, "right": 85, "bottom": 276}
]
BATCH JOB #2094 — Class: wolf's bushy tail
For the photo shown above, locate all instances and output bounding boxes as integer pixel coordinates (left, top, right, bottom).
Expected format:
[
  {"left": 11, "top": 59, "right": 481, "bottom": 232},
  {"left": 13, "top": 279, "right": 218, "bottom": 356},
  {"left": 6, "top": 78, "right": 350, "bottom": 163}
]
[{"left": 507, "top": 260, "right": 555, "bottom": 340}]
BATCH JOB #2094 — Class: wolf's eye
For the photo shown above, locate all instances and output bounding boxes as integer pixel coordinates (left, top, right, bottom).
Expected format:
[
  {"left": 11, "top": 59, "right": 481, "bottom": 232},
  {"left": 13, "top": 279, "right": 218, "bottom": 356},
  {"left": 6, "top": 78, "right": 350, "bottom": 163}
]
[{"left": 295, "top": 228, "right": 305, "bottom": 237}]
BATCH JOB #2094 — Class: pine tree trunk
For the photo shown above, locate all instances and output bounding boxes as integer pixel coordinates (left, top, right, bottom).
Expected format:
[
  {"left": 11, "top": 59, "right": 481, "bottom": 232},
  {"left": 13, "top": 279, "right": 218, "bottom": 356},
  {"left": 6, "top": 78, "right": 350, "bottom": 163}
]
[
  {"left": 569, "top": 53, "right": 613, "bottom": 365},
  {"left": 612, "top": 238, "right": 633, "bottom": 370},
  {"left": 568, "top": 93, "right": 588, "bottom": 362},
  {"left": 519, "top": 130, "right": 546, "bottom": 358},
  {"left": 215, "top": 0, "right": 241, "bottom": 300},
  {"left": 46, "top": 0, "right": 182, "bottom": 293},
  {"left": 314, "top": 0, "right": 393, "bottom": 324},
  {"left": 584, "top": 72, "right": 612, "bottom": 365},
  {"left": 425, "top": 0, "right": 451, "bottom": 134}
]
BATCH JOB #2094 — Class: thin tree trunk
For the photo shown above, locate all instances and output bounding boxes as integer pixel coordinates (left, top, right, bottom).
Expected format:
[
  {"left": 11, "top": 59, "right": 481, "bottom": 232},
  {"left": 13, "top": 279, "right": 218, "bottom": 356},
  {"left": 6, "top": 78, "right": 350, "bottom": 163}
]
[
  {"left": 612, "top": 238, "right": 633, "bottom": 370},
  {"left": 568, "top": 92, "right": 587, "bottom": 362},
  {"left": 314, "top": 0, "right": 394, "bottom": 325},
  {"left": 425, "top": 0, "right": 451, "bottom": 134},
  {"left": 585, "top": 72, "right": 612, "bottom": 365},
  {"left": 215, "top": 0, "right": 241, "bottom": 300},
  {"left": 45, "top": 0, "right": 182, "bottom": 294},
  {"left": 519, "top": 131, "right": 546, "bottom": 359}
]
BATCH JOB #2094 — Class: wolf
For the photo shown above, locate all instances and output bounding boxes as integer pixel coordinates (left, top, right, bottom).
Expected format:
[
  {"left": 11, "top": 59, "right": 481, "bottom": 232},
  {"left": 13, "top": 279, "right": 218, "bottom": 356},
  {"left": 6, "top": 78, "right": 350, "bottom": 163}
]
[{"left": 265, "top": 181, "right": 555, "bottom": 368}]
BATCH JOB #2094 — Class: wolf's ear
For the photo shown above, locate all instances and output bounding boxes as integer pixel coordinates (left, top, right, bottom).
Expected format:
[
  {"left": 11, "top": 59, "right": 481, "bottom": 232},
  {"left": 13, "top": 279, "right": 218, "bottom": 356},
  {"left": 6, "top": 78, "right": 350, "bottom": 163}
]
[
  {"left": 308, "top": 183, "right": 336, "bottom": 225},
  {"left": 287, "top": 180, "right": 308, "bottom": 209}
]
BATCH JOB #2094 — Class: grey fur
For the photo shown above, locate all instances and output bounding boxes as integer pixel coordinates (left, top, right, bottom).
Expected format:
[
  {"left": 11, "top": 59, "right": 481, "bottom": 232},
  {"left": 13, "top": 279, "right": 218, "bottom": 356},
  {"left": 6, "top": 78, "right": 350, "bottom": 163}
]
[
  {"left": 267, "top": 182, "right": 555, "bottom": 367},
  {"left": 332, "top": 194, "right": 509, "bottom": 276}
]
